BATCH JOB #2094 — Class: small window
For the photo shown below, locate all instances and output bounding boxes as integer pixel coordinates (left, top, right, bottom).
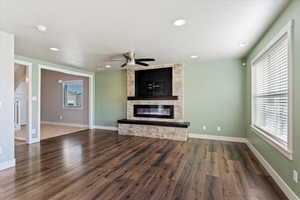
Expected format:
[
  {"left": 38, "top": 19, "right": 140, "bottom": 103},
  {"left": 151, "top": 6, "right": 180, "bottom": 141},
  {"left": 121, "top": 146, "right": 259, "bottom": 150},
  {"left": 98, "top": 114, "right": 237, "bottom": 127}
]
[
  {"left": 251, "top": 21, "right": 293, "bottom": 159},
  {"left": 63, "top": 80, "right": 83, "bottom": 109}
]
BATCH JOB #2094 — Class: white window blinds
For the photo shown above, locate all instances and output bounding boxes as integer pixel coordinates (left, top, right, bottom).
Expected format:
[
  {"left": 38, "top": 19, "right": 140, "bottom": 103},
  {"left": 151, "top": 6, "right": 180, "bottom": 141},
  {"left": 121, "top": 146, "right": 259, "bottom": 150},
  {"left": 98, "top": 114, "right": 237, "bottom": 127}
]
[{"left": 252, "top": 32, "right": 289, "bottom": 147}]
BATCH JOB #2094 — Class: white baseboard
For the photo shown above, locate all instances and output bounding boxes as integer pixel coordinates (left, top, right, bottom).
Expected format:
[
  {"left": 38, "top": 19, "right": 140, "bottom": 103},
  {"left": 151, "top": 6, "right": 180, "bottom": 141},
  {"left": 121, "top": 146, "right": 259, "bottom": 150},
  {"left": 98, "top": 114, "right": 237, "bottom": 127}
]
[
  {"left": 246, "top": 141, "right": 299, "bottom": 200},
  {"left": 93, "top": 125, "right": 118, "bottom": 131},
  {"left": 41, "top": 121, "right": 89, "bottom": 128},
  {"left": 189, "top": 133, "right": 247, "bottom": 143},
  {"left": 0, "top": 159, "right": 16, "bottom": 171}
]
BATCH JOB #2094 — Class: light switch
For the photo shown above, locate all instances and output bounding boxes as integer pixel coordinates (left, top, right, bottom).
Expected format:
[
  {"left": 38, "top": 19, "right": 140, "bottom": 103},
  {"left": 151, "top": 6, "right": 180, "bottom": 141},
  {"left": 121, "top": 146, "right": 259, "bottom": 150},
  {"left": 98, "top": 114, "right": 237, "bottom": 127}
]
[{"left": 293, "top": 170, "right": 298, "bottom": 183}]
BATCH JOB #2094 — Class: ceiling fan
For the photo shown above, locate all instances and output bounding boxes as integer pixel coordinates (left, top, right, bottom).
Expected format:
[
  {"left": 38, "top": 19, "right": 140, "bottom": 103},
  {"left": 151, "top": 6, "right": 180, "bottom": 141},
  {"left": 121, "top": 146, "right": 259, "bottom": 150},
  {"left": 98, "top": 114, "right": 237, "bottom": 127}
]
[{"left": 117, "top": 51, "right": 155, "bottom": 68}]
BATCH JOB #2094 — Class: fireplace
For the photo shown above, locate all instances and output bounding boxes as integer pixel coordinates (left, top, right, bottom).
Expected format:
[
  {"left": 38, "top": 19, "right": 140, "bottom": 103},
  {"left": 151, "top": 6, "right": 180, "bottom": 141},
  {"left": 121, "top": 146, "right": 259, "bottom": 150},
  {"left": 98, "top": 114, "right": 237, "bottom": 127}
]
[
  {"left": 118, "top": 64, "right": 189, "bottom": 141},
  {"left": 134, "top": 105, "right": 174, "bottom": 119}
]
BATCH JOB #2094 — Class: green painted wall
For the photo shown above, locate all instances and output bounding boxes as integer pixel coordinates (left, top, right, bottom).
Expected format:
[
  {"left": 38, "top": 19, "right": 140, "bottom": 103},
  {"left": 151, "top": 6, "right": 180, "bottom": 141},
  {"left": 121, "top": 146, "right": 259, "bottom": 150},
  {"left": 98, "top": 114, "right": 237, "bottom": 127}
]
[
  {"left": 15, "top": 55, "right": 94, "bottom": 140},
  {"left": 94, "top": 70, "right": 127, "bottom": 126},
  {"left": 246, "top": 0, "right": 300, "bottom": 197},
  {"left": 185, "top": 60, "right": 246, "bottom": 137},
  {"left": 94, "top": 59, "right": 246, "bottom": 138}
]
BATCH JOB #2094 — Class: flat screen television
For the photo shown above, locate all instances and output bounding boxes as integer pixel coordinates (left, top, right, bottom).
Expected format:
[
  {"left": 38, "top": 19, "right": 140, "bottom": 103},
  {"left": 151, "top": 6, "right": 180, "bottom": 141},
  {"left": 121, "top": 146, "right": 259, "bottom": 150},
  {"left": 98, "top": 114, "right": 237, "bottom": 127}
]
[{"left": 135, "top": 67, "right": 172, "bottom": 97}]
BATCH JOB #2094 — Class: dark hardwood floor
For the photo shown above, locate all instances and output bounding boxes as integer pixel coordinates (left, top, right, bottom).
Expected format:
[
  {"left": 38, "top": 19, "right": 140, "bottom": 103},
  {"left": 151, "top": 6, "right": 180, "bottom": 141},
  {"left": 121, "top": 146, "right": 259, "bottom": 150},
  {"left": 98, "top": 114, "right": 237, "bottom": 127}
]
[{"left": 0, "top": 129, "right": 286, "bottom": 200}]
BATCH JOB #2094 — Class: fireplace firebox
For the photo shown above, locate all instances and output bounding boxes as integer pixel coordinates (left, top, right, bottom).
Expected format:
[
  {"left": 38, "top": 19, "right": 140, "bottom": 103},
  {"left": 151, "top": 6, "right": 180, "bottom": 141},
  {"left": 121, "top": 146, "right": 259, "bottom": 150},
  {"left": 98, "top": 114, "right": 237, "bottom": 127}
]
[{"left": 134, "top": 105, "right": 174, "bottom": 119}]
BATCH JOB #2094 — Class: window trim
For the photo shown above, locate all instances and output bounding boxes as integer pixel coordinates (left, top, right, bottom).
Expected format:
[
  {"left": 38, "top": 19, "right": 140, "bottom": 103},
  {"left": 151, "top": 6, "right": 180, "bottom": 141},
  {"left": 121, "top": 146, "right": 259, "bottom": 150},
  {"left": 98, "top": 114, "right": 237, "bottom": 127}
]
[
  {"left": 250, "top": 20, "right": 294, "bottom": 160},
  {"left": 62, "top": 80, "right": 84, "bottom": 110}
]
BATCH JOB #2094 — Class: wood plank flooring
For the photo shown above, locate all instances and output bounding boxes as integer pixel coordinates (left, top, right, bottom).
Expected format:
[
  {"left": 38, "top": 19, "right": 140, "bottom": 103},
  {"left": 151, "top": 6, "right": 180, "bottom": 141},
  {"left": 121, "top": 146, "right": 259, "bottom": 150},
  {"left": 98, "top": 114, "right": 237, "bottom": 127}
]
[{"left": 0, "top": 129, "right": 286, "bottom": 200}]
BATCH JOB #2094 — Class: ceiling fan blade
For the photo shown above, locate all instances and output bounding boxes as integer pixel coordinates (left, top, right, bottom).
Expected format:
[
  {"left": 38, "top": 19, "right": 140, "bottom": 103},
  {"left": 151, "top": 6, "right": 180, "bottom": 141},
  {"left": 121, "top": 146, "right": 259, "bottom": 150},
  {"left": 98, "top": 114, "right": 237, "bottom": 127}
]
[
  {"left": 135, "top": 61, "right": 149, "bottom": 66},
  {"left": 135, "top": 58, "right": 155, "bottom": 62},
  {"left": 123, "top": 53, "right": 130, "bottom": 60},
  {"left": 110, "top": 58, "right": 124, "bottom": 61},
  {"left": 121, "top": 63, "right": 127, "bottom": 67}
]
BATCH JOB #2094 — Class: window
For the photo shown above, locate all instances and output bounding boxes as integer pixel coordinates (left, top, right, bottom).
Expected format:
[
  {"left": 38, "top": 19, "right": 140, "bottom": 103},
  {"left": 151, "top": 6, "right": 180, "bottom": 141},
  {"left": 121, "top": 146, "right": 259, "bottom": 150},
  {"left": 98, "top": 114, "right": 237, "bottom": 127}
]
[
  {"left": 251, "top": 21, "right": 293, "bottom": 159},
  {"left": 63, "top": 80, "right": 83, "bottom": 109}
]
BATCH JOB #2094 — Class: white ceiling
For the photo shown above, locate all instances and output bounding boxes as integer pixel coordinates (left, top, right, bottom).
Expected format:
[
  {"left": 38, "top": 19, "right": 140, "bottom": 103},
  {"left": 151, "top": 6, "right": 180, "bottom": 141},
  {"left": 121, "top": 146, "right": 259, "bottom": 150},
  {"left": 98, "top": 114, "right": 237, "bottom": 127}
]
[{"left": 0, "top": 0, "right": 289, "bottom": 71}]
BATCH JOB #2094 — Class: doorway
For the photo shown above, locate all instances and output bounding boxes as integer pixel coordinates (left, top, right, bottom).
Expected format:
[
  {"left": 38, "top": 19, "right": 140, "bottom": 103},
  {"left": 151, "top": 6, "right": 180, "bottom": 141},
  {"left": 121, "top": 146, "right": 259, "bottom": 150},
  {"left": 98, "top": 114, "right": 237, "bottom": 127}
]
[
  {"left": 38, "top": 65, "right": 94, "bottom": 141},
  {"left": 14, "top": 60, "right": 32, "bottom": 144}
]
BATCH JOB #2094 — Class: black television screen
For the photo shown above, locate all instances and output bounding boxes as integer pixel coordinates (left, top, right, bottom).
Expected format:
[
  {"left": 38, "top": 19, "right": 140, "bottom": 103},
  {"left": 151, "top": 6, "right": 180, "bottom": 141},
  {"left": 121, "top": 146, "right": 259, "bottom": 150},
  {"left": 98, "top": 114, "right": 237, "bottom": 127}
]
[{"left": 135, "top": 67, "right": 172, "bottom": 97}]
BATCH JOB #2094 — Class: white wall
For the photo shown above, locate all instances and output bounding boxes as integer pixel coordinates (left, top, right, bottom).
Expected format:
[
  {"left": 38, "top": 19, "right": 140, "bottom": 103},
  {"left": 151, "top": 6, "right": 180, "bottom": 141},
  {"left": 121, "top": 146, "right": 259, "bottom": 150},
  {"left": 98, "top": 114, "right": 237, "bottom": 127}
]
[{"left": 0, "top": 31, "right": 15, "bottom": 170}]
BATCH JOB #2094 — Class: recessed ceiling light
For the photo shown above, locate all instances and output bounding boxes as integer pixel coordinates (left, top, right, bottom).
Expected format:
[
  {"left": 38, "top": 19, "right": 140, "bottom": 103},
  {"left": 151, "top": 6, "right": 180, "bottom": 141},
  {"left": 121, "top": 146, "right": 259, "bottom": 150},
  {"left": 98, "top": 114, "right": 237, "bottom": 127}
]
[
  {"left": 49, "top": 47, "right": 60, "bottom": 52},
  {"left": 190, "top": 55, "right": 198, "bottom": 59},
  {"left": 239, "top": 42, "right": 248, "bottom": 47},
  {"left": 105, "top": 65, "right": 111, "bottom": 68},
  {"left": 173, "top": 19, "right": 187, "bottom": 27},
  {"left": 36, "top": 25, "right": 47, "bottom": 32}
]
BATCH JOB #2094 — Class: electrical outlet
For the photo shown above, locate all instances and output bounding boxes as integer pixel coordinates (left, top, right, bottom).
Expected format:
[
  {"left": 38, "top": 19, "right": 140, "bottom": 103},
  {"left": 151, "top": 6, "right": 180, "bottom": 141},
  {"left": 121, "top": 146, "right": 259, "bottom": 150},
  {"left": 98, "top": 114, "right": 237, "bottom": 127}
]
[
  {"left": 293, "top": 170, "right": 298, "bottom": 183},
  {"left": 202, "top": 125, "right": 207, "bottom": 131},
  {"left": 217, "top": 126, "right": 222, "bottom": 132}
]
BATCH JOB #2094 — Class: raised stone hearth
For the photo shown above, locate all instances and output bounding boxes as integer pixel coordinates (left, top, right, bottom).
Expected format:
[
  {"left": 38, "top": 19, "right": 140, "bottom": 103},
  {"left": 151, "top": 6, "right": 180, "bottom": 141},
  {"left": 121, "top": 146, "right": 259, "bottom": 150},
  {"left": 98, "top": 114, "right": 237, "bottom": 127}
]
[
  {"left": 118, "top": 124, "right": 188, "bottom": 141},
  {"left": 118, "top": 64, "right": 189, "bottom": 141}
]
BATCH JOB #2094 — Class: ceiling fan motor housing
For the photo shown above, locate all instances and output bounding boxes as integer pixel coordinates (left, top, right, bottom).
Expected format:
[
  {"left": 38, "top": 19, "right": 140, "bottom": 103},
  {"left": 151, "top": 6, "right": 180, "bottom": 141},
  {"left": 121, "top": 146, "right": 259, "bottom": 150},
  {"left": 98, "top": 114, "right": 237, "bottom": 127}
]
[{"left": 127, "top": 52, "right": 136, "bottom": 66}]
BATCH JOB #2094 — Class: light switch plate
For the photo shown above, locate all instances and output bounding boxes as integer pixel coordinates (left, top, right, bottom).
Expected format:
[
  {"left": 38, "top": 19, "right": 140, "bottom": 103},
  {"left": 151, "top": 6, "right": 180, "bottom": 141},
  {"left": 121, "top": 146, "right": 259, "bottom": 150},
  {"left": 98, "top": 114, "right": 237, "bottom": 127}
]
[
  {"left": 0, "top": 101, "right": 2, "bottom": 109},
  {"left": 0, "top": 146, "right": 3, "bottom": 155},
  {"left": 293, "top": 170, "right": 298, "bottom": 183}
]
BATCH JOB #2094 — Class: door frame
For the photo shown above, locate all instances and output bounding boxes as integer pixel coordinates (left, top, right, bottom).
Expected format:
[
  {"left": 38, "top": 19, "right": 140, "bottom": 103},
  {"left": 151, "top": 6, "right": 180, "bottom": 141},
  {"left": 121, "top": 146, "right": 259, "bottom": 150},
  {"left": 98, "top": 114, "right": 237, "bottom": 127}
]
[
  {"left": 37, "top": 64, "right": 94, "bottom": 142},
  {"left": 14, "top": 59, "right": 33, "bottom": 144}
]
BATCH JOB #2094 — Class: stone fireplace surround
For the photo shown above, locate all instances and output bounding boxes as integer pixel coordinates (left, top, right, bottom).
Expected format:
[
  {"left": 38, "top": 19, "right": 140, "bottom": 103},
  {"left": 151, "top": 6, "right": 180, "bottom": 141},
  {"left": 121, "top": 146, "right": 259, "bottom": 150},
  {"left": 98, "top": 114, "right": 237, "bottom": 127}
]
[{"left": 117, "top": 64, "right": 190, "bottom": 141}]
